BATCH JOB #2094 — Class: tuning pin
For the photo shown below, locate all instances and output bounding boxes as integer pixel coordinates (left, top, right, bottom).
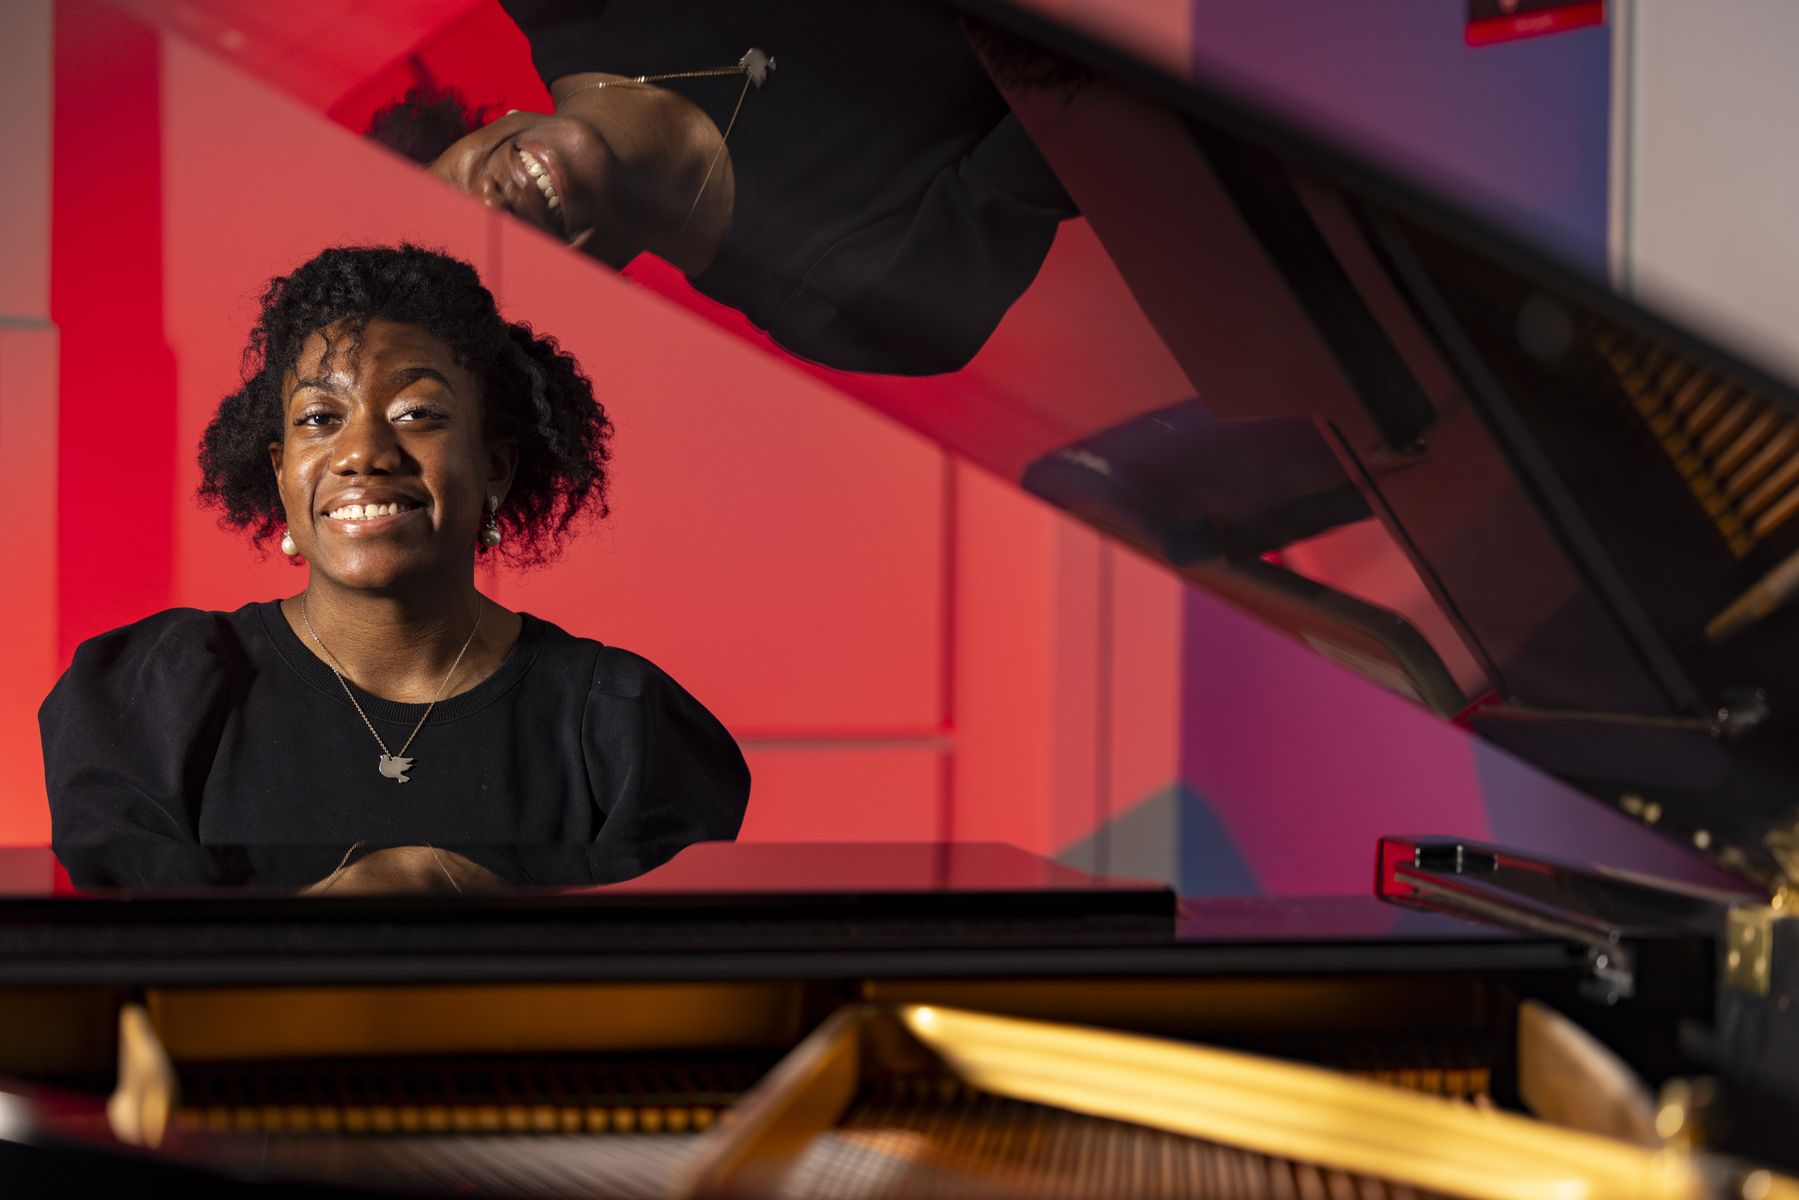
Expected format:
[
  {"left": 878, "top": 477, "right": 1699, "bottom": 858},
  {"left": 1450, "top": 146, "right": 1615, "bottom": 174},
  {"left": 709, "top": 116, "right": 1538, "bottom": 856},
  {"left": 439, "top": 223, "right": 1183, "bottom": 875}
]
[{"left": 740, "top": 48, "right": 775, "bottom": 88}]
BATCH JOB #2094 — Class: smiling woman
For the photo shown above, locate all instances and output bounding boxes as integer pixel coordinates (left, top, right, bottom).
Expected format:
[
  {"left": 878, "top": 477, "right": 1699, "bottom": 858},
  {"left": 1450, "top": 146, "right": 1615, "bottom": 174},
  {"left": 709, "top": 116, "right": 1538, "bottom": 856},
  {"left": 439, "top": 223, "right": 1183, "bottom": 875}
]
[
  {"left": 38, "top": 245, "right": 750, "bottom": 890},
  {"left": 403, "top": 0, "right": 1079, "bottom": 375}
]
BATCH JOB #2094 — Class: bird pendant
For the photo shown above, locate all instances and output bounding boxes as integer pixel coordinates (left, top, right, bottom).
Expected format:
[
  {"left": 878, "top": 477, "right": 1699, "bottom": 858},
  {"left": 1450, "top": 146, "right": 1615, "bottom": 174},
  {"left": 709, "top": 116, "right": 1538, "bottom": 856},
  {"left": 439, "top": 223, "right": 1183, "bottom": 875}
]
[{"left": 378, "top": 754, "right": 414, "bottom": 783}]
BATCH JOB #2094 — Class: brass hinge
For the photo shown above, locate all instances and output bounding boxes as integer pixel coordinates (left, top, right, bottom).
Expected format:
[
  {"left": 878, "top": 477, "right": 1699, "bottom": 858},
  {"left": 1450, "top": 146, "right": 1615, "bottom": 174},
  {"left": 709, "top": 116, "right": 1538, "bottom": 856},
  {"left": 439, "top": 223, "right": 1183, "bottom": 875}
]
[{"left": 1724, "top": 891, "right": 1795, "bottom": 996}]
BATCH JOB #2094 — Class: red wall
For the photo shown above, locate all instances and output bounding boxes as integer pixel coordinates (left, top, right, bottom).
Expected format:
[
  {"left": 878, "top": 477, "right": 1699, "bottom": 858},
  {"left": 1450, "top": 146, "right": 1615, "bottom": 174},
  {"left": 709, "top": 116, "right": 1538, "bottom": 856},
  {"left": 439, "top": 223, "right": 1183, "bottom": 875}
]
[{"left": 14, "top": 0, "right": 1184, "bottom": 868}]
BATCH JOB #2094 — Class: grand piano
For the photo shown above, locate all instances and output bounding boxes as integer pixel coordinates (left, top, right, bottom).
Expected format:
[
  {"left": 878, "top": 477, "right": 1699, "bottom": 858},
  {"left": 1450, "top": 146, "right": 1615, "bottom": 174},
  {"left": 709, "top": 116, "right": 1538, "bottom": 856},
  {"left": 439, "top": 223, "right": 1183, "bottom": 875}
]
[{"left": 4, "top": 0, "right": 1799, "bottom": 1195}]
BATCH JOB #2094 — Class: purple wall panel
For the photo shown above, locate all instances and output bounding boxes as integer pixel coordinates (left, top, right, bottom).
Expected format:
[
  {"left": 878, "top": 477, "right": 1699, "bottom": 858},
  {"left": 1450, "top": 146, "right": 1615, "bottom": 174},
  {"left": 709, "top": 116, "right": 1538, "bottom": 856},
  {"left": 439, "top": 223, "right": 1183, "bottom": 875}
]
[
  {"left": 1178, "top": 590, "right": 1489, "bottom": 896},
  {"left": 1188, "top": 0, "right": 1610, "bottom": 275},
  {"left": 1171, "top": 3, "right": 1727, "bottom": 895}
]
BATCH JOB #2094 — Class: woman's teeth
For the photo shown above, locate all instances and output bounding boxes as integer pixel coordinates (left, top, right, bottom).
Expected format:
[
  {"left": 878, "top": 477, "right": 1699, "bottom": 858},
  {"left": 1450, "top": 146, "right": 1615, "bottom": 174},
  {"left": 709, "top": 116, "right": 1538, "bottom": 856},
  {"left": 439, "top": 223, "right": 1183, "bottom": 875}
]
[
  {"left": 328, "top": 502, "right": 413, "bottom": 520},
  {"left": 516, "top": 146, "right": 562, "bottom": 211}
]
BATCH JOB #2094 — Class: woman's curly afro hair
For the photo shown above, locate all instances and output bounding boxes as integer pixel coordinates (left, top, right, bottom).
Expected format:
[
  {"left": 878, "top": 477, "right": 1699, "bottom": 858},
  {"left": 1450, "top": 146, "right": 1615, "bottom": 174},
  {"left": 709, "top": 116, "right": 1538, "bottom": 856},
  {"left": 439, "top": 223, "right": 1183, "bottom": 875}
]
[{"left": 198, "top": 244, "right": 611, "bottom": 566}]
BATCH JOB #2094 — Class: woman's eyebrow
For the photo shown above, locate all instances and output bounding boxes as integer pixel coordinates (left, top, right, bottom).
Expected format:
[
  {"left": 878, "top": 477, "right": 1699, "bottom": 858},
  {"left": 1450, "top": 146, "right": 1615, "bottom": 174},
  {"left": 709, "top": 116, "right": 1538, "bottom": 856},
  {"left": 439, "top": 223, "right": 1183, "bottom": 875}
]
[
  {"left": 289, "top": 366, "right": 456, "bottom": 400},
  {"left": 386, "top": 365, "right": 456, "bottom": 394}
]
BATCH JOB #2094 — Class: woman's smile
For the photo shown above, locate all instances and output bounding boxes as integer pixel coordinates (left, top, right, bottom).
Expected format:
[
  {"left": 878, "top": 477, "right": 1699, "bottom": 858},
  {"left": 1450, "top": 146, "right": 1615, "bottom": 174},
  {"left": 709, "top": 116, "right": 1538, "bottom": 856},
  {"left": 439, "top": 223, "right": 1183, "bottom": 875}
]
[
  {"left": 513, "top": 143, "right": 567, "bottom": 220},
  {"left": 270, "top": 319, "right": 510, "bottom": 593},
  {"left": 319, "top": 501, "right": 428, "bottom": 535}
]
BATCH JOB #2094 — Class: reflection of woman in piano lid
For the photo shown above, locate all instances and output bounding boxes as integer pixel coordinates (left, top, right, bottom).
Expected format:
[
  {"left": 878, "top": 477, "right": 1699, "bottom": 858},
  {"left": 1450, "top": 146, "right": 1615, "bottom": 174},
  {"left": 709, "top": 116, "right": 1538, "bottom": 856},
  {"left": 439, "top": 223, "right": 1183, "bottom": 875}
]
[
  {"left": 395, "top": 0, "right": 1078, "bottom": 376},
  {"left": 39, "top": 245, "right": 750, "bottom": 891}
]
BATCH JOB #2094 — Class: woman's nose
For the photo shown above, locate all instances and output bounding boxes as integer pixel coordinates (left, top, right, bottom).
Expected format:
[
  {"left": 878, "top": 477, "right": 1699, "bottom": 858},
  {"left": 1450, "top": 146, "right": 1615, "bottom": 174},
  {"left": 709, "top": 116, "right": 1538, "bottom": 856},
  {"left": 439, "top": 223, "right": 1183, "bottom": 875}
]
[{"left": 331, "top": 414, "right": 402, "bottom": 475}]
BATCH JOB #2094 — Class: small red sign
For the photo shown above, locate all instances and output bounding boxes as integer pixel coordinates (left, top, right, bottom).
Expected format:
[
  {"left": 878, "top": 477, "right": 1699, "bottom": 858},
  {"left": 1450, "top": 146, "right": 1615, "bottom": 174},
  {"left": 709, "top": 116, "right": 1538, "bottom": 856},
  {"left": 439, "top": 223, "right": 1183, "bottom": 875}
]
[{"left": 1466, "top": 0, "right": 1604, "bottom": 46}]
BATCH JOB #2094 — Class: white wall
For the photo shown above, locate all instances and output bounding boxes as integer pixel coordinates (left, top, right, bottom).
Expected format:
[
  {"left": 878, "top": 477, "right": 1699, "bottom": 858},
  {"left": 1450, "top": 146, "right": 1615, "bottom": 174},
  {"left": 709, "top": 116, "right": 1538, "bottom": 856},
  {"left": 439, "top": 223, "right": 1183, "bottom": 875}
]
[{"left": 1616, "top": 1, "right": 1799, "bottom": 378}]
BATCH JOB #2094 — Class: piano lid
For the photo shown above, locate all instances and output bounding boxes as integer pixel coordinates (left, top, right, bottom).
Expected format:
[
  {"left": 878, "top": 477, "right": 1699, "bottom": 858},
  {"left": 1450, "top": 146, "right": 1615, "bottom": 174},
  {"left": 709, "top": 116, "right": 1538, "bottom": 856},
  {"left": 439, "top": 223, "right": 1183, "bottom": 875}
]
[{"left": 937, "top": 0, "right": 1799, "bottom": 891}]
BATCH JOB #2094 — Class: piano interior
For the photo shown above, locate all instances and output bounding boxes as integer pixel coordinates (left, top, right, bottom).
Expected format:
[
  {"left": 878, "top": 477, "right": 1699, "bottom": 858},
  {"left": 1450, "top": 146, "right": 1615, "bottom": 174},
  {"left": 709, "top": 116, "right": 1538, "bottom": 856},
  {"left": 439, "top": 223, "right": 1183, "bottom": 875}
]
[{"left": 0, "top": 932, "right": 1766, "bottom": 1199}]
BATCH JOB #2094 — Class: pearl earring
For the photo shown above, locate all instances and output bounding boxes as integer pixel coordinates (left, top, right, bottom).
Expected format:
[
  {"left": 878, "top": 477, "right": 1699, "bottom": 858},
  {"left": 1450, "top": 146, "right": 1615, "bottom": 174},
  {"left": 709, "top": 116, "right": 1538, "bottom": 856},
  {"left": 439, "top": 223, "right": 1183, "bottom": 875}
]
[
  {"left": 280, "top": 529, "right": 300, "bottom": 558},
  {"left": 480, "top": 495, "right": 503, "bottom": 548}
]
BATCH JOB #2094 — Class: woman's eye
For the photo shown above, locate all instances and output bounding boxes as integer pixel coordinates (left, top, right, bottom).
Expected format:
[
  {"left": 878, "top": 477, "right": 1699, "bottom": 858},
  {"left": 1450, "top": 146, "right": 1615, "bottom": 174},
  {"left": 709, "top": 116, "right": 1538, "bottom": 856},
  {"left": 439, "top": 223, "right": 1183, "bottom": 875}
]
[
  {"left": 294, "top": 411, "right": 336, "bottom": 427},
  {"left": 396, "top": 407, "right": 447, "bottom": 423}
]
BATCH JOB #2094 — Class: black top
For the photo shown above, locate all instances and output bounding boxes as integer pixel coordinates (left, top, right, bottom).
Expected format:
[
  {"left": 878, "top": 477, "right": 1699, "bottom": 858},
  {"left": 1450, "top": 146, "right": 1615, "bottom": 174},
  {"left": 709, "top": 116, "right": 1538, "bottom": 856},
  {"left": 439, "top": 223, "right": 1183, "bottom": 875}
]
[
  {"left": 39, "top": 602, "right": 750, "bottom": 887},
  {"left": 499, "top": 0, "right": 1078, "bottom": 375}
]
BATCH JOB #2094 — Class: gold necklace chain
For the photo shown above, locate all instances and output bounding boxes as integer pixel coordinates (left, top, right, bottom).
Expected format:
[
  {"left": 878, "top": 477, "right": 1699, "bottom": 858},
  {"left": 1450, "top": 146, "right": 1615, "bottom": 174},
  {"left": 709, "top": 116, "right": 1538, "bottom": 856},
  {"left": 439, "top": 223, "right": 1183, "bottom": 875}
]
[
  {"left": 560, "top": 49, "right": 774, "bottom": 241},
  {"left": 559, "top": 49, "right": 774, "bottom": 96},
  {"left": 299, "top": 592, "right": 484, "bottom": 784}
]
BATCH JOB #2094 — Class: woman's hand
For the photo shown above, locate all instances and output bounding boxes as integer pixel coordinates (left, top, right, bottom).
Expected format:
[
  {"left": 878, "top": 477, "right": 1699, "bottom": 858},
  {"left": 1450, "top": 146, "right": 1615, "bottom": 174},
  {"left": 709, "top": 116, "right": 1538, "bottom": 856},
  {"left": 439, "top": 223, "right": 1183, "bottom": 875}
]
[{"left": 301, "top": 846, "right": 503, "bottom": 895}]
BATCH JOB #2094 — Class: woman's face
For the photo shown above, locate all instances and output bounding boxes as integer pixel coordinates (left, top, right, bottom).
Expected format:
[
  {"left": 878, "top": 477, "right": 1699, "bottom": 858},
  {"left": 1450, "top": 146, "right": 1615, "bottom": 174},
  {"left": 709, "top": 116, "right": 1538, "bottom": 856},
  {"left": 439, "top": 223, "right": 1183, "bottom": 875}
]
[
  {"left": 427, "top": 112, "right": 612, "bottom": 250},
  {"left": 269, "top": 319, "right": 516, "bottom": 593}
]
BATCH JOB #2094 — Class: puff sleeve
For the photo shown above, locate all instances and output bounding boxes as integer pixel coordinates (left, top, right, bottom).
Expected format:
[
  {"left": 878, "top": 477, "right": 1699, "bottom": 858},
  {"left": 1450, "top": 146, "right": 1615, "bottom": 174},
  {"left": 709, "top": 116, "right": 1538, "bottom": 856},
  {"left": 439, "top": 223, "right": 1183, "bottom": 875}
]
[
  {"left": 39, "top": 610, "right": 238, "bottom": 885},
  {"left": 580, "top": 648, "right": 750, "bottom": 883}
]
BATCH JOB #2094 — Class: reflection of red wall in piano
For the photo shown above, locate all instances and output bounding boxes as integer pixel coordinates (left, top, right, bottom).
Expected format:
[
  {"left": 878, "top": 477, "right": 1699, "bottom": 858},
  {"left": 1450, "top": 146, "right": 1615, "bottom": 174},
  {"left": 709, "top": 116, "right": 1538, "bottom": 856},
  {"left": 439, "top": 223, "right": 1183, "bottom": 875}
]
[{"left": 485, "top": 224, "right": 950, "bottom": 738}]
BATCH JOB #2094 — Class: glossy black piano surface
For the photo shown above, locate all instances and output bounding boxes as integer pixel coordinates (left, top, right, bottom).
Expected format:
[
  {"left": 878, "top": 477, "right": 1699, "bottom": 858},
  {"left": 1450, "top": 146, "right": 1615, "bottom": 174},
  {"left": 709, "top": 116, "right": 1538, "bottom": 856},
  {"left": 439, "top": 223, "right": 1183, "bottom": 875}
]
[
  {"left": 0, "top": 839, "right": 1692, "bottom": 1200},
  {"left": 0, "top": 841, "right": 1561, "bottom": 986}
]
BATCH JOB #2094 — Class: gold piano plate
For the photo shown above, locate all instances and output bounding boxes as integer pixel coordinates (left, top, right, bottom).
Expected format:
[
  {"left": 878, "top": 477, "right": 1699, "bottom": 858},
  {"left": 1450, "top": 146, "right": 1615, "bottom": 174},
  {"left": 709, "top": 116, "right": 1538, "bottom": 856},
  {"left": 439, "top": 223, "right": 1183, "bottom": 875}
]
[{"left": 687, "top": 1003, "right": 1782, "bottom": 1200}]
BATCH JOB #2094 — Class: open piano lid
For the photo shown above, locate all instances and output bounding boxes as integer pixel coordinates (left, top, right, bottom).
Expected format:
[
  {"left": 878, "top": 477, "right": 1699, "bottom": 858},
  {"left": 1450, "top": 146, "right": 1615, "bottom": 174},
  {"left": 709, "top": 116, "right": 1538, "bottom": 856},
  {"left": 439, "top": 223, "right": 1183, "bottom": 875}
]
[{"left": 936, "top": 1, "right": 1799, "bottom": 894}]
